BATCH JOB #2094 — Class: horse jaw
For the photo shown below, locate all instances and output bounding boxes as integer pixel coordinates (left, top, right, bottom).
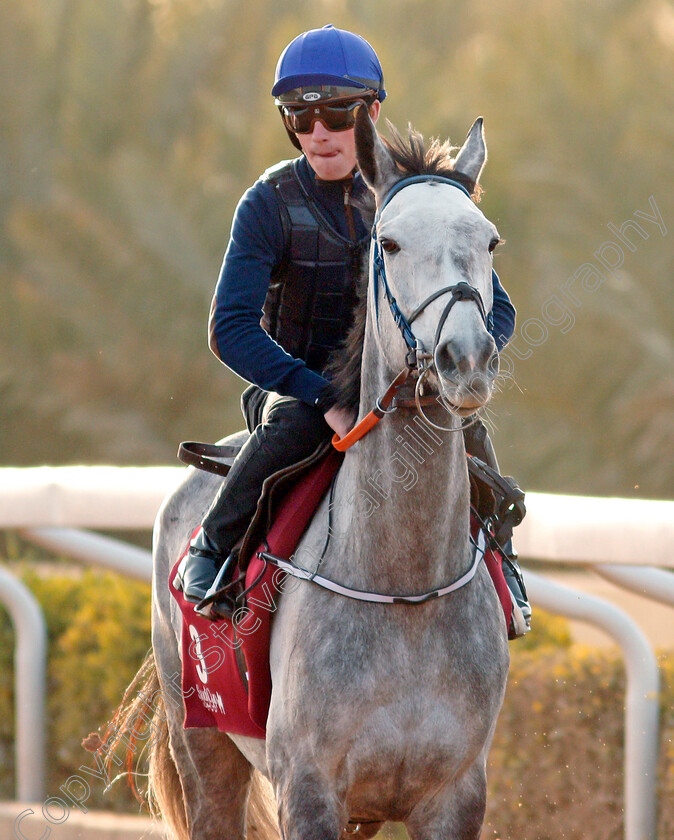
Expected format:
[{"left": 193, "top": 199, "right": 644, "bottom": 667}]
[{"left": 452, "top": 117, "right": 487, "bottom": 186}]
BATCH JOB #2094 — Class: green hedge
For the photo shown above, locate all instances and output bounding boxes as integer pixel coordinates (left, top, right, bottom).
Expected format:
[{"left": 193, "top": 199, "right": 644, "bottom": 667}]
[
  {"left": 0, "top": 564, "right": 151, "bottom": 810},
  {"left": 0, "top": 564, "right": 672, "bottom": 838},
  {"left": 486, "top": 647, "right": 674, "bottom": 839}
]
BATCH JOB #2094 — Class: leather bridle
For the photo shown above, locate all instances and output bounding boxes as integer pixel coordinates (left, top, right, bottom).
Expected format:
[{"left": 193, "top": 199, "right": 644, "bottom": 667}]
[
  {"left": 333, "top": 175, "right": 493, "bottom": 450},
  {"left": 371, "top": 174, "right": 489, "bottom": 369}
]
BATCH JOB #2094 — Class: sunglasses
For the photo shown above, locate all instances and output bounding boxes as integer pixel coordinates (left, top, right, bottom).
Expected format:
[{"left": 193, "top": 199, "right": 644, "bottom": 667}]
[{"left": 278, "top": 94, "right": 376, "bottom": 135}]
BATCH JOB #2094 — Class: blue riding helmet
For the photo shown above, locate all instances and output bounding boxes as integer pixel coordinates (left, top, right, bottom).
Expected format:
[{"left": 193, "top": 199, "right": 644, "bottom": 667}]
[{"left": 272, "top": 24, "right": 386, "bottom": 102}]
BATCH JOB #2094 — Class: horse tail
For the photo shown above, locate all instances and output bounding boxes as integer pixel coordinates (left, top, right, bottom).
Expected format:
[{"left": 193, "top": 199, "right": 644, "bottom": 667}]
[
  {"left": 246, "top": 770, "right": 281, "bottom": 840},
  {"left": 84, "top": 649, "right": 189, "bottom": 840},
  {"left": 86, "top": 648, "right": 278, "bottom": 840},
  {"left": 147, "top": 695, "right": 189, "bottom": 840}
]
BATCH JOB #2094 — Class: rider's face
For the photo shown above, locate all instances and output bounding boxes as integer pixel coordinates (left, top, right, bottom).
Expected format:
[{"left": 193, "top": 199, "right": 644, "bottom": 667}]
[{"left": 296, "top": 100, "right": 381, "bottom": 181}]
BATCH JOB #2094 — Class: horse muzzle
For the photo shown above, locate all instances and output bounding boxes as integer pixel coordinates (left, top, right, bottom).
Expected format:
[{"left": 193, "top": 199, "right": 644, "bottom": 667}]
[{"left": 433, "top": 334, "right": 498, "bottom": 414}]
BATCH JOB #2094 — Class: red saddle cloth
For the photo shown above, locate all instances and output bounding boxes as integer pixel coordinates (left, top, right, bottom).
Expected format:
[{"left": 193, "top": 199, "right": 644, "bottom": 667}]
[
  {"left": 169, "top": 449, "right": 343, "bottom": 738},
  {"left": 170, "top": 452, "right": 513, "bottom": 740}
]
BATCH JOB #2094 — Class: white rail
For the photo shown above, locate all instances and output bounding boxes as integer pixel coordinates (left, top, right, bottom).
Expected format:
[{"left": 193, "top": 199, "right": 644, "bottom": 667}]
[
  {"left": 0, "top": 466, "right": 181, "bottom": 528},
  {"left": 0, "top": 567, "right": 46, "bottom": 800},
  {"left": 1, "top": 467, "right": 672, "bottom": 840},
  {"left": 2, "top": 468, "right": 673, "bottom": 565},
  {"left": 516, "top": 492, "right": 674, "bottom": 567},
  {"left": 594, "top": 564, "right": 674, "bottom": 606},
  {"left": 524, "top": 571, "right": 660, "bottom": 840},
  {"left": 24, "top": 527, "right": 153, "bottom": 582}
]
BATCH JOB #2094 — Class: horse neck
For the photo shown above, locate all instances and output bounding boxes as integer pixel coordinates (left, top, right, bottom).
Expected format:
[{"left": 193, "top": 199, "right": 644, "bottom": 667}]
[{"left": 334, "top": 315, "right": 472, "bottom": 593}]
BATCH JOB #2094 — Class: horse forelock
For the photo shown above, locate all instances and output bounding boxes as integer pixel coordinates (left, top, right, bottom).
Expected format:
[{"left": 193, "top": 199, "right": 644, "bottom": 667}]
[{"left": 382, "top": 121, "right": 484, "bottom": 203}]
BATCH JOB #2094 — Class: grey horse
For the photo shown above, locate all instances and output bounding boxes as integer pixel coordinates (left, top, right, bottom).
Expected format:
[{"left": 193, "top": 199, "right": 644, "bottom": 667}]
[{"left": 126, "top": 108, "right": 509, "bottom": 840}]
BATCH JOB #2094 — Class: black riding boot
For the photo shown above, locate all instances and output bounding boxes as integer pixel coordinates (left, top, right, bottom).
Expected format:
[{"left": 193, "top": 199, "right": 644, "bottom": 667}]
[
  {"left": 499, "top": 539, "right": 532, "bottom": 636},
  {"left": 176, "top": 390, "right": 332, "bottom": 618},
  {"left": 463, "top": 419, "right": 532, "bottom": 636}
]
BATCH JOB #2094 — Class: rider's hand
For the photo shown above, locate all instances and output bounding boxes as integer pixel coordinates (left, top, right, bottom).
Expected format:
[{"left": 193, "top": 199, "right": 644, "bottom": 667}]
[{"left": 324, "top": 405, "right": 356, "bottom": 440}]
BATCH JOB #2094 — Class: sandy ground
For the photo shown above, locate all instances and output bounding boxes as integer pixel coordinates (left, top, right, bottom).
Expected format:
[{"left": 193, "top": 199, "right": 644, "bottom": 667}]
[
  {"left": 536, "top": 569, "right": 674, "bottom": 649},
  {"left": 0, "top": 802, "right": 166, "bottom": 839}
]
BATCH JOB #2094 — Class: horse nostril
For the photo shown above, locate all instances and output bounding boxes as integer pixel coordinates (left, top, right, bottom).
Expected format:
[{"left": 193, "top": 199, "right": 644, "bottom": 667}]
[
  {"left": 435, "top": 337, "right": 498, "bottom": 383},
  {"left": 435, "top": 340, "right": 458, "bottom": 380},
  {"left": 435, "top": 339, "right": 478, "bottom": 378}
]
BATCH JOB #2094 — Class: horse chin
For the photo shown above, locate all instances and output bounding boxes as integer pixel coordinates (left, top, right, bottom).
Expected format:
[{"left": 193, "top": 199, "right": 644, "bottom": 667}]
[
  {"left": 447, "top": 402, "right": 480, "bottom": 418},
  {"left": 437, "top": 380, "right": 493, "bottom": 417}
]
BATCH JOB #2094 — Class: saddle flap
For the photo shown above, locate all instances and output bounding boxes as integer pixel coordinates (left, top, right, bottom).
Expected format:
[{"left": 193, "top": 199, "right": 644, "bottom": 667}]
[
  {"left": 169, "top": 448, "right": 344, "bottom": 739},
  {"left": 238, "top": 440, "right": 341, "bottom": 570}
]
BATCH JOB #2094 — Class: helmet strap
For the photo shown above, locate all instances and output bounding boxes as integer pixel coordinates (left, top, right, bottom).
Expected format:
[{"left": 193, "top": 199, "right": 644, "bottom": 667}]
[{"left": 284, "top": 126, "right": 302, "bottom": 151}]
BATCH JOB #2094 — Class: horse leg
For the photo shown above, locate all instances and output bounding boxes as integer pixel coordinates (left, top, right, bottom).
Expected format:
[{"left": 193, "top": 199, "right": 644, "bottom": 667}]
[
  {"left": 404, "top": 761, "right": 487, "bottom": 840},
  {"left": 152, "top": 618, "right": 261, "bottom": 839},
  {"left": 167, "top": 720, "right": 255, "bottom": 840},
  {"left": 272, "top": 763, "right": 343, "bottom": 840}
]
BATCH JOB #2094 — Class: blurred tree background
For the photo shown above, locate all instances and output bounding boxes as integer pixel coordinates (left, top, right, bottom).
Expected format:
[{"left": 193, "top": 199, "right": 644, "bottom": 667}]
[{"left": 1, "top": 0, "right": 672, "bottom": 498}]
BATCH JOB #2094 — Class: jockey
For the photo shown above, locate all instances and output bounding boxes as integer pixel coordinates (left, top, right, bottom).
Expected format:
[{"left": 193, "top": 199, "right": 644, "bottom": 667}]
[{"left": 176, "top": 24, "right": 531, "bottom": 633}]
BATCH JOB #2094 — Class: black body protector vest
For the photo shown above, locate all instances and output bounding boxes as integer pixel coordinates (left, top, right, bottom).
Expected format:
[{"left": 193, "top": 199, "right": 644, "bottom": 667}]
[{"left": 261, "top": 161, "right": 369, "bottom": 374}]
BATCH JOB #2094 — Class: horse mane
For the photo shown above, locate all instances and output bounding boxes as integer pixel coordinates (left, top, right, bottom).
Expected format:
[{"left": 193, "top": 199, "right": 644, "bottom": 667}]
[
  {"left": 382, "top": 121, "right": 483, "bottom": 202},
  {"left": 324, "top": 122, "right": 482, "bottom": 413}
]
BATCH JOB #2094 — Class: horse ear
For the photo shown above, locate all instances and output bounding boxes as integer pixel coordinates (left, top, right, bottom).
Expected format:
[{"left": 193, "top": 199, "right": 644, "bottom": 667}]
[
  {"left": 453, "top": 117, "right": 487, "bottom": 185},
  {"left": 355, "top": 104, "right": 398, "bottom": 197}
]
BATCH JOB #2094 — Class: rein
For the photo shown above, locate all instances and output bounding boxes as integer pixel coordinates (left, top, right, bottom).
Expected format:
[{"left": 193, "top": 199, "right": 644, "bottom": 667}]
[{"left": 333, "top": 174, "right": 489, "bottom": 452}]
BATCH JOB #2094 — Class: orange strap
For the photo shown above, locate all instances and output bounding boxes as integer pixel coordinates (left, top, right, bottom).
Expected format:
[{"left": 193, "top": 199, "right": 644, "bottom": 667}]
[
  {"left": 331, "top": 368, "right": 411, "bottom": 452},
  {"left": 332, "top": 411, "right": 381, "bottom": 451}
]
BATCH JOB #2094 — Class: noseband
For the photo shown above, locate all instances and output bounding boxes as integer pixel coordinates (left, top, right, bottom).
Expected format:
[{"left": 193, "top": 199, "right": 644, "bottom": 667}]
[{"left": 372, "top": 175, "right": 489, "bottom": 370}]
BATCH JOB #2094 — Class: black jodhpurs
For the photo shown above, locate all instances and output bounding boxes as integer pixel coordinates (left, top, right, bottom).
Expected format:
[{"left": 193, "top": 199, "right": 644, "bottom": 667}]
[{"left": 200, "top": 386, "right": 333, "bottom": 557}]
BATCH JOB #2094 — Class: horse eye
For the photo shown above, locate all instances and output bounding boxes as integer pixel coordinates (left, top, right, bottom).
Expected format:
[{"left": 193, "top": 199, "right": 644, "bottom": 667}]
[
  {"left": 381, "top": 239, "right": 400, "bottom": 255},
  {"left": 488, "top": 237, "right": 502, "bottom": 253}
]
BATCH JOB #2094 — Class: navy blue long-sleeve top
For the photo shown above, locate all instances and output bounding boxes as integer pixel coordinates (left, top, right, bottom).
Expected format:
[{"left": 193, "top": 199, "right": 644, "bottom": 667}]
[{"left": 209, "top": 156, "right": 516, "bottom": 407}]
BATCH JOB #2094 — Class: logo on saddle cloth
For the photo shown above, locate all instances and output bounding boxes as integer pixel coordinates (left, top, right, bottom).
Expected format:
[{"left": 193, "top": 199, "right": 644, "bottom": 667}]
[{"left": 169, "top": 450, "right": 344, "bottom": 739}]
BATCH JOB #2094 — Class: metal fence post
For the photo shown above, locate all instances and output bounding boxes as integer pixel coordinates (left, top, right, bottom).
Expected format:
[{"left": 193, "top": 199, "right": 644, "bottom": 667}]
[
  {"left": 526, "top": 571, "right": 660, "bottom": 840},
  {"left": 0, "top": 566, "right": 47, "bottom": 801},
  {"left": 594, "top": 564, "right": 674, "bottom": 607},
  {"left": 21, "top": 527, "right": 153, "bottom": 582}
]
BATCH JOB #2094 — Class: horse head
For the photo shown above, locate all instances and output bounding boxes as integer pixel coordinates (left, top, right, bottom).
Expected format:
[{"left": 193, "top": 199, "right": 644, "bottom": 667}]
[{"left": 355, "top": 108, "right": 500, "bottom": 416}]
